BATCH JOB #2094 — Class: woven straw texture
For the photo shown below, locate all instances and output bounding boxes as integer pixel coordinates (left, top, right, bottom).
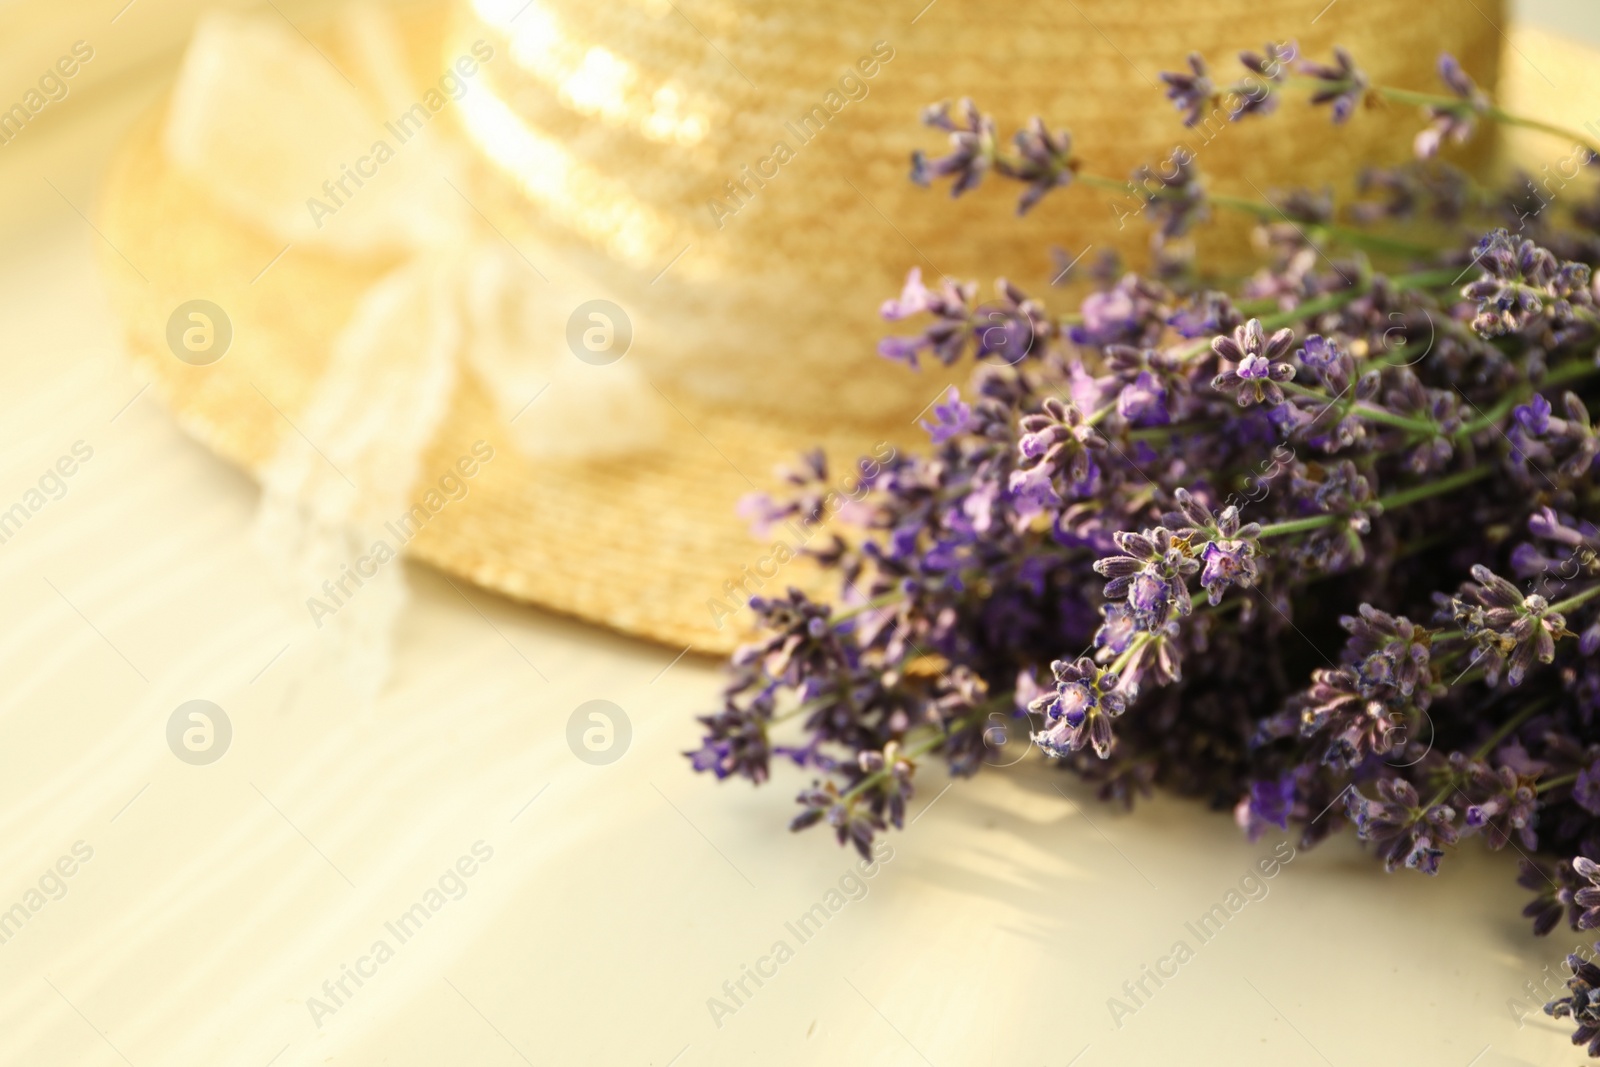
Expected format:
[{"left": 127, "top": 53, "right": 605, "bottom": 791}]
[
  {"left": 100, "top": 0, "right": 1504, "bottom": 655},
  {"left": 450, "top": 0, "right": 1503, "bottom": 424}
]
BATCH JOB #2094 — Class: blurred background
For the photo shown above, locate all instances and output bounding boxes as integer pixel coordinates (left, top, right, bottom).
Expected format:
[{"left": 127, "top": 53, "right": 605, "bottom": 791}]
[{"left": 3, "top": 0, "right": 1596, "bottom": 241}]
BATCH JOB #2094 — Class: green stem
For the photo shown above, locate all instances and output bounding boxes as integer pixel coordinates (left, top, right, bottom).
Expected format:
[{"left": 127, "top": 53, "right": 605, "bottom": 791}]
[
  {"left": 1258, "top": 268, "right": 1458, "bottom": 331},
  {"left": 1369, "top": 83, "right": 1600, "bottom": 157},
  {"left": 830, "top": 592, "right": 902, "bottom": 625},
  {"left": 1551, "top": 584, "right": 1600, "bottom": 616},
  {"left": 1473, "top": 698, "right": 1547, "bottom": 760},
  {"left": 1538, "top": 771, "right": 1578, "bottom": 794},
  {"left": 1107, "top": 631, "right": 1156, "bottom": 678},
  {"left": 1076, "top": 175, "right": 1439, "bottom": 257},
  {"left": 838, "top": 704, "right": 994, "bottom": 803},
  {"left": 1277, "top": 357, "right": 1600, "bottom": 444},
  {"left": 1486, "top": 106, "right": 1600, "bottom": 155},
  {"left": 1421, "top": 697, "right": 1551, "bottom": 811},
  {"left": 1074, "top": 173, "right": 1133, "bottom": 195},
  {"left": 772, "top": 689, "right": 850, "bottom": 727},
  {"left": 1256, "top": 464, "right": 1494, "bottom": 539},
  {"left": 1209, "top": 192, "right": 1438, "bottom": 257},
  {"left": 1277, "top": 382, "right": 1437, "bottom": 434},
  {"left": 1372, "top": 463, "right": 1495, "bottom": 510},
  {"left": 1307, "top": 223, "right": 1440, "bottom": 259},
  {"left": 1254, "top": 514, "right": 1336, "bottom": 538},
  {"left": 1161, "top": 266, "right": 1463, "bottom": 366},
  {"left": 1390, "top": 267, "right": 1467, "bottom": 294},
  {"left": 1126, "top": 419, "right": 1222, "bottom": 441}
]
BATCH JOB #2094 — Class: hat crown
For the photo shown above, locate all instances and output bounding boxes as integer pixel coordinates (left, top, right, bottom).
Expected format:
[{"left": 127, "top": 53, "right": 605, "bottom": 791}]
[{"left": 455, "top": 0, "right": 1503, "bottom": 423}]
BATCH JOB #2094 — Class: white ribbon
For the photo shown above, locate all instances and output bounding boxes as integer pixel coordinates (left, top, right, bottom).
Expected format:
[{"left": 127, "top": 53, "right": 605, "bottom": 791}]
[{"left": 164, "top": 7, "right": 664, "bottom": 692}]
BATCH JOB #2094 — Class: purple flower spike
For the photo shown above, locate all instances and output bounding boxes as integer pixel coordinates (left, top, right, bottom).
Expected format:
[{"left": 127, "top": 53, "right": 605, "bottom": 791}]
[
  {"left": 1461, "top": 228, "right": 1594, "bottom": 338},
  {"left": 1340, "top": 605, "right": 1433, "bottom": 699},
  {"left": 1575, "top": 858, "right": 1600, "bottom": 930},
  {"left": 1116, "top": 370, "right": 1170, "bottom": 426},
  {"left": 1009, "top": 396, "right": 1106, "bottom": 516},
  {"left": 1582, "top": 621, "right": 1600, "bottom": 658},
  {"left": 1297, "top": 333, "right": 1340, "bottom": 372},
  {"left": 1449, "top": 564, "right": 1569, "bottom": 687},
  {"left": 1544, "top": 937, "right": 1600, "bottom": 1056},
  {"left": 1575, "top": 761, "right": 1600, "bottom": 816},
  {"left": 1131, "top": 153, "right": 1210, "bottom": 240},
  {"left": 1298, "top": 46, "right": 1368, "bottom": 124},
  {"left": 1029, "top": 657, "right": 1126, "bottom": 759},
  {"left": 1094, "top": 526, "right": 1199, "bottom": 631},
  {"left": 1169, "top": 487, "right": 1263, "bottom": 605},
  {"left": 1167, "top": 291, "right": 1241, "bottom": 338},
  {"left": 1248, "top": 775, "right": 1296, "bottom": 830},
  {"left": 1415, "top": 54, "right": 1489, "bottom": 159},
  {"left": 1514, "top": 393, "right": 1553, "bottom": 436},
  {"left": 1345, "top": 778, "right": 1459, "bottom": 874},
  {"left": 1199, "top": 538, "right": 1259, "bottom": 604},
  {"left": 1520, "top": 860, "right": 1582, "bottom": 936},
  {"left": 999, "top": 117, "right": 1076, "bottom": 214},
  {"left": 910, "top": 98, "right": 995, "bottom": 198},
  {"left": 920, "top": 386, "right": 973, "bottom": 444},
  {"left": 1211, "top": 319, "right": 1297, "bottom": 406},
  {"left": 1160, "top": 53, "right": 1216, "bottom": 128},
  {"left": 1233, "top": 40, "right": 1298, "bottom": 119},
  {"left": 877, "top": 268, "right": 979, "bottom": 368}
]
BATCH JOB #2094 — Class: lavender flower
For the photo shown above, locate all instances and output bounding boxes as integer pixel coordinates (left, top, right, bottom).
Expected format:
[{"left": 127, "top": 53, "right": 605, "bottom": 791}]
[
  {"left": 1295, "top": 334, "right": 1341, "bottom": 380},
  {"left": 974, "top": 279, "right": 1050, "bottom": 365},
  {"left": 687, "top": 704, "right": 771, "bottom": 782},
  {"left": 1131, "top": 153, "right": 1210, "bottom": 240},
  {"left": 1105, "top": 344, "right": 1189, "bottom": 426},
  {"left": 1517, "top": 392, "right": 1600, "bottom": 477},
  {"left": 1167, "top": 291, "right": 1241, "bottom": 338},
  {"left": 1579, "top": 858, "right": 1600, "bottom": 930},
  {"left": 1298, "top": 47, "right": 1368, "bottom": 124},
  {"left": 1459, "top": 762, "right": 1539, "bottom": 851},
  {"left": 1449, "top": 564, "right": 1569, "bottom": 686},
  {"left": 1239, "top": 774, "right": 1296, "bottom": 835},
  {"left": 856, "top": 740, "right": 917, "bottom": 829},
  {"left": 1009, "top": 396, "right": 1105, "bottom": 514},
  {"left": 1234, "top": 40, "right": 1297, "bottom": 118},
  {"left": 691, "top": 55, "right": 1600, "bottom": 971},
  {"left": 911, "top": 101, "right": 1078, "bottom": 214},
  {"left": 1521, "top": 858, "right": 1583, "bottom": 936},
  {"left": 1093, "top": 526, "right": 1198, "bottom": 631},
  {"left": 910, "top": 98, "right": 995, "bottom": 197},
  {"left": 1415, "top": 54, "right": 1490, "bottom": 159},
  {"left": 1345, "top": 778, "right": 1459, "bottom": 874},
  {"left": 1292, "top": 667, "right": 1399, "bottom": 768},
  {"left": 1461, "top": 229, "right": 1594, "bottom": 338},
  {"left": 1160, "top": 53, "right": 1215, "bottom": 127},
  {"left": 1171, "top": 488, "right": 1263, "bottom": 604},
  {"left": 1546, "top": 942, "right": 1600, "bottom": 1056},
  {"left": 999, "top": 117, "right": 1076, "bottom": 214},
  {"left": 921, "top": 386, "right": 973, "bottom": 444},
  {"left": 1340, "top": 605, "right": 1432, "bottom": 699},
  {"left": 878, "top": 268, "right": 978, "bottom": 367},
  {"left": 1211, "top": 319, "right": 1297, "bottom": 406},
  {"left": 1029, "top": 657, "right": 1126, "bottom": 758},
  {"left": 1070, "top": 275, "right": 1166, "bottom": 347},
  {"left": 791, "top": 782, "right": 882, "bottom": 859}
]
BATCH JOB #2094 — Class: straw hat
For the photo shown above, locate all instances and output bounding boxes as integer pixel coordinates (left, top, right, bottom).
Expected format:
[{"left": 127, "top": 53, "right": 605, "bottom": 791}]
[{"left": 98, "top": 0, "right": 1505, "bottom": 665}]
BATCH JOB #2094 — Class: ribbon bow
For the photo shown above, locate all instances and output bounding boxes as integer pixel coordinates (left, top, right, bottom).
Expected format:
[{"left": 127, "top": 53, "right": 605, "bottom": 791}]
[{"left": 163, "top": 7, "right": 664, "bottom": 691}]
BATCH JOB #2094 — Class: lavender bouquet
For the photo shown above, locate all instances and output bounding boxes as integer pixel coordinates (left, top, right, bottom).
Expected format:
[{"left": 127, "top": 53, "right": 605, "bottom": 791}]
[{"left": 687, "top": 42, "right": 1600, "bottom": 1052}]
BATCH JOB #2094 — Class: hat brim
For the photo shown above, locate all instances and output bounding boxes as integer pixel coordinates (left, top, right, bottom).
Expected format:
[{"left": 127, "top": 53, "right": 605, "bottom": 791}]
[{"left": 96, "top": 94, "right": 906, "bottom": 656}]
